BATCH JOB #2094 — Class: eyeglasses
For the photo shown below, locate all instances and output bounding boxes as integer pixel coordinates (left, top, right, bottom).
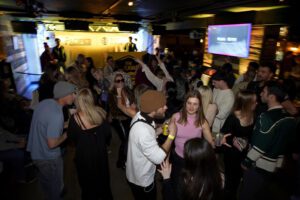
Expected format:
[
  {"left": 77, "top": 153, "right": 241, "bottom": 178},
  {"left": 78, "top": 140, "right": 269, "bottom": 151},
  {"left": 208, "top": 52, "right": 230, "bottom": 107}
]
[{"left": 115, "top": 79, "right": 124, "bottom": 83}]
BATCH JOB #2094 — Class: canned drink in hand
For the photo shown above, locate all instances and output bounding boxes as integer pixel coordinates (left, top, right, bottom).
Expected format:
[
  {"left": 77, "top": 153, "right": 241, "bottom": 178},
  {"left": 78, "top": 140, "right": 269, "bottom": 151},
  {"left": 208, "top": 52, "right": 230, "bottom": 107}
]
[
  {"left": 215, "top": 133, "right": 223, "bottom": 147},
  {"left": 162, "top": 123, "right": 169, "bottom": 136}
]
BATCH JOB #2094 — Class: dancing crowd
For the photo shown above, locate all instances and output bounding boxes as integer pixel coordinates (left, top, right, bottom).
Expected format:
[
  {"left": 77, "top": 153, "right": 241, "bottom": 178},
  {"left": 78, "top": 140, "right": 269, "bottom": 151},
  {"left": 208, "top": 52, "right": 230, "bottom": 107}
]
[{"left": 0, "top": 40, "right": 300, "bottom": 200}]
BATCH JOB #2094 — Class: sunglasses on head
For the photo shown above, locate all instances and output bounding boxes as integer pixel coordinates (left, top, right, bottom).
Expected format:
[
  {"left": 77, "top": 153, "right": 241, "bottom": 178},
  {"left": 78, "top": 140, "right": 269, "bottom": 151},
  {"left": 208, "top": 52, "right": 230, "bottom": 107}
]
[{"left": 115, "top": 79, "right": 124, "bottom": 83}]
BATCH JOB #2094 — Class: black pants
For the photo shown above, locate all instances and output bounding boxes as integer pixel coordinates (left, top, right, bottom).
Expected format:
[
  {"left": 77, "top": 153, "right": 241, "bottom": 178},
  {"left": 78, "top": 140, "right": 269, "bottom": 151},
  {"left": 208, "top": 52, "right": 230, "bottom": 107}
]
[
  {"left": 76, "top": 164, "right": 113, "bottom": 200},
  {"left": 239, "top": 168, "right": 289, "bottom": 200},
  {"left": 170, "top": 151, "right": 184, "bottom": 196},
  {"left": 224, "top": 150, "right": 244, "bottom": 200},
  {"left": 111, "top": 119, "right": 131, "bottom": 167},
  {"left": 128, "top": 181, "right": 156, "bottom": 200}
]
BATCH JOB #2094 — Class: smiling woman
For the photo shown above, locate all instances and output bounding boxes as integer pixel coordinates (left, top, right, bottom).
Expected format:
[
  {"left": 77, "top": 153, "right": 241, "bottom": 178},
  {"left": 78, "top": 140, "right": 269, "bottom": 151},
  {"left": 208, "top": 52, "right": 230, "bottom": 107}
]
[{"left": 108, "top": 73, "right": 135, "bottom": 169}]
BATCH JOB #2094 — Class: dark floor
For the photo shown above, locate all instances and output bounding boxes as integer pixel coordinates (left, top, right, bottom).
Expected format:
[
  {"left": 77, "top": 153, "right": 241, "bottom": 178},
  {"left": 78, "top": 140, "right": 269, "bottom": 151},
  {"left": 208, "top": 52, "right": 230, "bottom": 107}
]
[
  {"left": 1, "top": 126, "right": 297, "bottom": 200},
  {"left": 1, "top": 128, "right": 163, "bottom": 200},
  {"left": 0, "top": 83, "right": 163, "bottom": 200}
]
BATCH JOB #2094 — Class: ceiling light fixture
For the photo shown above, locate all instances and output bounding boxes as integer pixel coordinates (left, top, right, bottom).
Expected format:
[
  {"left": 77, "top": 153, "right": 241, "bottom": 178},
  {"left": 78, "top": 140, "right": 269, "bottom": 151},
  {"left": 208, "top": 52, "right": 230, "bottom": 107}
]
[
  {"left": 225, "top": 5, "right": 288, "bottom": 13},
  {"left": 128, "top": 1, "right": 133, "bottom": 6},
  {"left": 189, "top": 14, "right": 215, "bottom": 19}
]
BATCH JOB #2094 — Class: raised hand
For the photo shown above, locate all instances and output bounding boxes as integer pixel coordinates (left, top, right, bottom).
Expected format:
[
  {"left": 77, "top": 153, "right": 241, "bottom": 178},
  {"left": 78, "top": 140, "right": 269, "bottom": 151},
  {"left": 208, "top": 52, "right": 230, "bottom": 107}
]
[
  {"left": 157, "top": 160, "right": 172, "bottom": 180},
  {"left": 135, "top": 58, "right": 147, "bottom": 70},
  {"left": 221, "top": 133, "right": 232, "bottom": 148}
]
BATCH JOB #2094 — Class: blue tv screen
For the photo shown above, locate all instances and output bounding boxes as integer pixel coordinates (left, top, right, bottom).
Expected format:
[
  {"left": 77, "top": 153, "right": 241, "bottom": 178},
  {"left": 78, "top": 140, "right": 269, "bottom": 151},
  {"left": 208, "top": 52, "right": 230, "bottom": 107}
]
[{"left": 208, "top": 23, "right": 252, "bottom": 58}]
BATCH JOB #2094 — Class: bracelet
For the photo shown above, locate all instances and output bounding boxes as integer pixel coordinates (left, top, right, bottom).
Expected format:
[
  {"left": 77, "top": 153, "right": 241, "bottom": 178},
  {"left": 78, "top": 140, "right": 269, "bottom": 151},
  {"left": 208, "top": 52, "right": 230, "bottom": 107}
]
[
  {"left": 116, "top": 96, "right": 121, "bottom": 98},
  {"left": 168, "top": 134, "right": 175, "bottom": 140}
]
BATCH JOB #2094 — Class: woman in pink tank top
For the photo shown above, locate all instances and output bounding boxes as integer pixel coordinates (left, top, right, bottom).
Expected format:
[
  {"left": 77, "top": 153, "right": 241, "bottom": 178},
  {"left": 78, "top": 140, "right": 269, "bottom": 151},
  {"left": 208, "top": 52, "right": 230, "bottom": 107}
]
[
  {"left": 172, "top": 90, "right": 214, "bottom": 158},
  {"left": 170, "top": 90, "right": 214, "bottom": 193}
]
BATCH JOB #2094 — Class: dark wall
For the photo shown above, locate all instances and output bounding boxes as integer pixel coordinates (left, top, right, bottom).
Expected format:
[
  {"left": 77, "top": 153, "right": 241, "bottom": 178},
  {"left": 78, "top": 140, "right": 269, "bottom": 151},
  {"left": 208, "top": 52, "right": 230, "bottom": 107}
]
[
  {"left": 160, "top": 33, "right": 204, "bottom": 61},
  {"left": 167, "top": 8, "right": 292, "bottom": 30},
  {"left": 260, "top": 26, "right": 280, "bottom": 64}
]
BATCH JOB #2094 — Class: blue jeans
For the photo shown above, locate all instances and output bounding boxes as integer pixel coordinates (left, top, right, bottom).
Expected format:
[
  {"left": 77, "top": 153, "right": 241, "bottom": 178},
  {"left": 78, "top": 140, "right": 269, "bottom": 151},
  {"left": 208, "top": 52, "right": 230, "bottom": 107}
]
[{"left": 33, "top": 157, "right": 63, "bottom": 200}]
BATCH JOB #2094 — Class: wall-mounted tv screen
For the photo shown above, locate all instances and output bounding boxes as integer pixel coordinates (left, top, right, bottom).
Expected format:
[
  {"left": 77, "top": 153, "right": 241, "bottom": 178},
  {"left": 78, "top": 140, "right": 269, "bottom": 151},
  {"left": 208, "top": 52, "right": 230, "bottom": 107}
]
[{"left": 208, "top": 23, "right": 251, "bottom": 58}]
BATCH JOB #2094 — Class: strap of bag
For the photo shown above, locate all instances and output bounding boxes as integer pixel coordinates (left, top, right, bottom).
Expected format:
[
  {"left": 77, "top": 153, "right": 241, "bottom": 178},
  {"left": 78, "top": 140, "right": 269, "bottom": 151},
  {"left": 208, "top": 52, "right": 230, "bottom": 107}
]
[{"left": 130, "top": 118, "right": 149, "bottom": 129}]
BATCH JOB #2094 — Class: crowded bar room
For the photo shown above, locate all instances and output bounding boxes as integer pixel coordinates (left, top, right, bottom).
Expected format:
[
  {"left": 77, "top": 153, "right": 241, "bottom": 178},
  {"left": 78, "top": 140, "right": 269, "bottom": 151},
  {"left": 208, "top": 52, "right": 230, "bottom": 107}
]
[{"left": 0, "top": 0, "right": 299, "bottom": 199}]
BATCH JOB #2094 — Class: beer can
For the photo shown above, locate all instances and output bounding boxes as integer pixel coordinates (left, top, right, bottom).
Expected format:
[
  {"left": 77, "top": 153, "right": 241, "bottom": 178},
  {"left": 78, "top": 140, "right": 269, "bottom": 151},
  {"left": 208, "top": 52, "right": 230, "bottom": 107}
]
[{"left": 162, "top": 123, "right": 169, "bottom": 136}]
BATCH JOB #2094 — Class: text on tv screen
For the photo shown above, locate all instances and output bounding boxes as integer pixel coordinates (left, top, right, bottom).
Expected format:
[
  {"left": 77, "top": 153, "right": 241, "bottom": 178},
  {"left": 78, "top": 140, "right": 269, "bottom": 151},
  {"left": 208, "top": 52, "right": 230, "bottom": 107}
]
[{"left": 208, "top": 23, "right": 252, "bottom": 58}]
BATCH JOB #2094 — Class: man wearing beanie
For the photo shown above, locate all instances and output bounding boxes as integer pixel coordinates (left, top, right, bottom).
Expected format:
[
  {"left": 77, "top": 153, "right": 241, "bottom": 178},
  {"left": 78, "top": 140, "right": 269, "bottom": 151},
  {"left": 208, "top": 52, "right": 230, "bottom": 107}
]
[
  {"left": 27, "top": 81, "right": 76, "bottom": 200},
  {"left": 126, "top": 90, "right": 176, "bottom": 200}
]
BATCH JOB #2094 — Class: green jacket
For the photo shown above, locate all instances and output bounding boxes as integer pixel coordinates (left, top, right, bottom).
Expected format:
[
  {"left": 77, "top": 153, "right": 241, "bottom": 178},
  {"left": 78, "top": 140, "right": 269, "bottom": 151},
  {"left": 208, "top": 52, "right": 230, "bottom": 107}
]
[{"left": 243, "top": 107, "right": 296, "bottom": 172}]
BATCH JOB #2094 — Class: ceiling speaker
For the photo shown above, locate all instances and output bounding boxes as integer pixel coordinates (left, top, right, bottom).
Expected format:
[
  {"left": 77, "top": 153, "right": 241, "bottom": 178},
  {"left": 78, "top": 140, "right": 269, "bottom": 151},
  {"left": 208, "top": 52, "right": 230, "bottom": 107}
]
[{"left": 118, "top": 23, "right": 140, "bottom": 32}]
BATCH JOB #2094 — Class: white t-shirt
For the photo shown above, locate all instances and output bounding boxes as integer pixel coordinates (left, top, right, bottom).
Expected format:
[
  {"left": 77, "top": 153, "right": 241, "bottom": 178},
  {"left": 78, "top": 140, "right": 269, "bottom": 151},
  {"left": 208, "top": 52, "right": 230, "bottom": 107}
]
[
  {"left": 212, "top": 88, "right": 235, "bottom": 133},
  {"left": 126, "top": 112, "right": 166, "bottom": 187}
]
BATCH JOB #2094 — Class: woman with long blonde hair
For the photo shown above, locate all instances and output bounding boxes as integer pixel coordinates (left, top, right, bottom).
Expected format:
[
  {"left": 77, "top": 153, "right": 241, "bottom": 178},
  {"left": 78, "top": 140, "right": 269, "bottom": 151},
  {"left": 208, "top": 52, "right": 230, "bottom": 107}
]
[
  {"left": 108, "top": 73, "right": 135, "bottom": 168},
  {"left": 67, "top": 88, "right": 113, "bottom": 200}
]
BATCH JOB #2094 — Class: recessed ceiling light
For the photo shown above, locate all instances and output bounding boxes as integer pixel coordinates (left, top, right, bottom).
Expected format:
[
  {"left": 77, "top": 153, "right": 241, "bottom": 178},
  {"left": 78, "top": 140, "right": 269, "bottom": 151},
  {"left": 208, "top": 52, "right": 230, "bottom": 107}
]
[{"left": 128, "top": 1, "right": 133, "bottom": 6}]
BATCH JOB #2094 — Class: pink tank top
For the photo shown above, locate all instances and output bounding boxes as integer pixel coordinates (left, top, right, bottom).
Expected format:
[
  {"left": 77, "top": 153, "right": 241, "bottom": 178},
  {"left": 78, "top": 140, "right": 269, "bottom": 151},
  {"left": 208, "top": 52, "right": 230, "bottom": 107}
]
[{"left": 174, "top": 112, "right": 203, "bottom": 158}]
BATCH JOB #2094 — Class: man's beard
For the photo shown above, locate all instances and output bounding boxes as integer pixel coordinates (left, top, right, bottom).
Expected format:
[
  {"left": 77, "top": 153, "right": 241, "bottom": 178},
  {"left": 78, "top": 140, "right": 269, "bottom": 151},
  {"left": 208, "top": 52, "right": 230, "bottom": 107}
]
[{"left": 153, "top": 112, "right": 165, "bottom": 119}]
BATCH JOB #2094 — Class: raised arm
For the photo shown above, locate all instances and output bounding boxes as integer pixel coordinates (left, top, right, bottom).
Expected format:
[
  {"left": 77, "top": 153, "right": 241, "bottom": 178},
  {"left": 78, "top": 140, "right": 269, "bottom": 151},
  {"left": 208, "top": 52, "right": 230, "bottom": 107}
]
[
  {"left": 161, "top": 114, "right": 177, "bottom": 153},
  {"left": 116, "top": 88, "right": 137, "bottom": 118},
  {"left": 116, "top": 99, "right": 137, "bottom": 118},
  {"left": 156, "top": 56, "right": 174, "bottom": 82},
  {"left": 135, "top": 58, "right": 163, "bottom": 90}
]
